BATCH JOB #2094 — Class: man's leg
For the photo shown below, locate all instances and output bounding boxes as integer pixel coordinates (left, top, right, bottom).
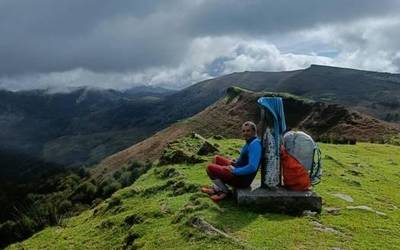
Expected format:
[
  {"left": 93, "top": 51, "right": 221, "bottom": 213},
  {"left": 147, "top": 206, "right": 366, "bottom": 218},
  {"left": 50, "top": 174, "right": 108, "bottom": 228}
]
[
  {"left": 214, "top": 155, "right": 232, "bottom": 166},
  {"left": 206, "top": 164, "right": 230, "bottom": 191},
  {"left": 211, "top": 178, "right": 229, "bottom": 193},
  {"left": 203, "top": 163, "right": 235, "bottom": 201}
]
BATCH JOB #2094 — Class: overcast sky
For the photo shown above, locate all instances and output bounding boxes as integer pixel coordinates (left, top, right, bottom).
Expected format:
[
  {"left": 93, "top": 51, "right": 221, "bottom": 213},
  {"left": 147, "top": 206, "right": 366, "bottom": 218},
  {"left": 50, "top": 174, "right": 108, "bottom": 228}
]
[{"left": 1, "top": 0, "right": 400, "bottom": 91}]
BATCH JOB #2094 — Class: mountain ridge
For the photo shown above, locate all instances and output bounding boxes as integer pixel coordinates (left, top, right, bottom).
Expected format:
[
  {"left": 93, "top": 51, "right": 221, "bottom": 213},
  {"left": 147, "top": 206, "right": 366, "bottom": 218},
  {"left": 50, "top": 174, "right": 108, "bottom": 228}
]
[
  {"left": 94, "top": 87, "right": 399, "bottom": 177},
  {"left": 1, "top": 64, "right": 399, "bottom": 172}
]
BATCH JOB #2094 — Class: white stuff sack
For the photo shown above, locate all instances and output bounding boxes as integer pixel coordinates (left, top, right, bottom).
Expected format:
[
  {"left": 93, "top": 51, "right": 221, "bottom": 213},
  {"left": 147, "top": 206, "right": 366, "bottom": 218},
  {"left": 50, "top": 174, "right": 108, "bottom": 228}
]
[{"left": 283, "top": 131, "right": 322, "bottom": 184}]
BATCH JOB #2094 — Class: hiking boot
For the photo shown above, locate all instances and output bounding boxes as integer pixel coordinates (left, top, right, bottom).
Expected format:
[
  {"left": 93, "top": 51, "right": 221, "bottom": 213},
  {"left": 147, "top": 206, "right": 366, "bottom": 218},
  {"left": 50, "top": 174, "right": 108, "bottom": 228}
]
[
  {"left": 210, "top": 191, "right": 228, "bottom": 202},
  {"left": 200, "top": 186, "right": 217, "bottom": 195}
]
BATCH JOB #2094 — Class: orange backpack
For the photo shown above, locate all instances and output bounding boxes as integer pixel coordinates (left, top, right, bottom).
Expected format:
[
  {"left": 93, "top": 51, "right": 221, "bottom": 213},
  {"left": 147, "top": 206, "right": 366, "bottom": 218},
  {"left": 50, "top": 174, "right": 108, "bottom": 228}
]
[{"left": 280, "top": 145, "right": 311, "bottom": 191}]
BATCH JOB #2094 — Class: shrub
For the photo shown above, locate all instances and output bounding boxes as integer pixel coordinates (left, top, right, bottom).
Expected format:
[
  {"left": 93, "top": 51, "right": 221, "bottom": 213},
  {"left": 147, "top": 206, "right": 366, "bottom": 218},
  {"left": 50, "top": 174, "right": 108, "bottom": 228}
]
[
  {"left": 58, "top": 200, "right": 73, "bottom": 213},
  {"left": 71, "top": 182, "right": 98, "bottom": 203},
  {"left": 113, "top": 170, "right": 122, "bottom": 179},
  {"left": 78, "top": 167, "right": 90, "bottom": 178},
  {"left": 102, "top": 181, "right": 122, "bottom": 197},
  {"left": 0, "top": 220, "right": 19, "bottom": 248},
  {"left": 119, "top": 171, "right": 135, "bottom": 187}
]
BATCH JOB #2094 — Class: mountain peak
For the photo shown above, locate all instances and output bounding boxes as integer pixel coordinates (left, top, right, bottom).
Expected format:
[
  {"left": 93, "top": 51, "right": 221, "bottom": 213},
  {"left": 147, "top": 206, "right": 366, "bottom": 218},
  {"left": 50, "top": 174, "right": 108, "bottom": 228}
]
[{"left": 307, "top": 64, "right": 400, "bottom": 75}]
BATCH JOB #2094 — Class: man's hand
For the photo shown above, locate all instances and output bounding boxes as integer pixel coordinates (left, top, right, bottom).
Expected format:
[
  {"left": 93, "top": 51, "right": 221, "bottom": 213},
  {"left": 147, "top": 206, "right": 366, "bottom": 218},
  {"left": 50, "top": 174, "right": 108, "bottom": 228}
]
[{"left": 228, "top": 165, "right": 235, "bottom": 173}]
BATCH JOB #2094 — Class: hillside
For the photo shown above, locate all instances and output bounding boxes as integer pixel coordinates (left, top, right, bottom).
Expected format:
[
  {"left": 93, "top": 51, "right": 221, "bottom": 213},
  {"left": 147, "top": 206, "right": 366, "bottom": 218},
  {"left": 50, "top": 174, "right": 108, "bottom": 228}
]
[
  {"left": 159, "top": 70, "right": 300, "bottom": 121},
  {"left": 0, "top": 86, "right": 173, "bottom": 168},
  {"left": 8, "top": 137, "right": 400, "bottom": 249},
  {"left": 0, "top": 149, "right": 65, "bottom": 224},
  {"left": 95, "top": 87, "right": 400, "bottom": 177},
  {"left": 2, "top": 65, "right": 400, "bottom": 227}
]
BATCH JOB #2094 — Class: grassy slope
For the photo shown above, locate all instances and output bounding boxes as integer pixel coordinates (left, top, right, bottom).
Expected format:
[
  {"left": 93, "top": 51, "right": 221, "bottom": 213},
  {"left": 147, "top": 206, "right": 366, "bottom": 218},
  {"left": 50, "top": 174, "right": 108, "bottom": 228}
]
[{"left": 8, "top": 138, "right": 400, "bottom": 250}]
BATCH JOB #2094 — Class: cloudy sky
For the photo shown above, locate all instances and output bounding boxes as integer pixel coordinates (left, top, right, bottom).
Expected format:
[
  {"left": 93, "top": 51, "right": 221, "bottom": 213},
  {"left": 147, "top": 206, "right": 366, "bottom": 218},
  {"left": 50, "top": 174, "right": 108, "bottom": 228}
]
[{"left": 1, "top": 0, "right": 400, "bottom": 91}]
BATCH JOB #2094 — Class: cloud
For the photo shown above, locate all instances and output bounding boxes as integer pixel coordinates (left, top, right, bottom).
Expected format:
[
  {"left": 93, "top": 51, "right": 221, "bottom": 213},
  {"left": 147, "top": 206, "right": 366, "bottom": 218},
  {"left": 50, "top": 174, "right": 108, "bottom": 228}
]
[
  {"left": 0, "top": 36, "right": 333, "bottom": 91},
  {"left": 0, "top": 0, "right": 189, "bottom": 75},
  {"left": 0, "top": 0, "right": 399, "bottom": 90},
  {"left": 298, "top": 16, "right": 400, "bottom": 72},
  {"left": 184, "top": 0, "right": 400, "bottom": 36}
]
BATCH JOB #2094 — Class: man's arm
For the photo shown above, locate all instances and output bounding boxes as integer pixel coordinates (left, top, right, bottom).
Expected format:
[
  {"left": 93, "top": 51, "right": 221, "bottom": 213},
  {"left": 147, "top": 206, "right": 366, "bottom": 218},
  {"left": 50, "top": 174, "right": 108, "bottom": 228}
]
[
  {"left": 232, "top": 141, "right": 261, "bottom": 176},
  {"left": 232, "top": 146, "right": 245, "bottom": 166}
]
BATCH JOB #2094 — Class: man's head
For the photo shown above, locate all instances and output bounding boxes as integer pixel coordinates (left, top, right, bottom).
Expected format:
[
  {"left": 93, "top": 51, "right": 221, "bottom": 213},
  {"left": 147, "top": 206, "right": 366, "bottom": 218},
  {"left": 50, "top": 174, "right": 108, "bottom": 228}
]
[{"left": 241, "top": 121, "right": 257, "bottom": 140}]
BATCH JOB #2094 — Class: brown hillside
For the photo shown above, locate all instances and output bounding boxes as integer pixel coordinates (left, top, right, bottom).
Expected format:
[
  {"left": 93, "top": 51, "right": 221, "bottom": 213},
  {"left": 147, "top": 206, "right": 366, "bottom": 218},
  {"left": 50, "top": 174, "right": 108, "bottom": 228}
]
[{"left": 94, "top": 87, "right": 400, "bottom": 176}]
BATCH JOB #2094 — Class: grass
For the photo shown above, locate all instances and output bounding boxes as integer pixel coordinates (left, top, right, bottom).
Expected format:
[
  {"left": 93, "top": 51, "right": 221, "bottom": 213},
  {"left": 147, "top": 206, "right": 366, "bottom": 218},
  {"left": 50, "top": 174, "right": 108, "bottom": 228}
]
[{"left": 7, "top": 137, "right": 400, "bottom": 250}]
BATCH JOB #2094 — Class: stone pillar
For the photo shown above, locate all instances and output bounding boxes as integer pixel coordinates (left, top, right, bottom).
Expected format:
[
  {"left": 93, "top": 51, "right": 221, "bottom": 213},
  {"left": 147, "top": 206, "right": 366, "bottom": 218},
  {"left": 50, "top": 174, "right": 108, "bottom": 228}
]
[{"left": 260, "top": 109, "right": 281, "bottom": 189}]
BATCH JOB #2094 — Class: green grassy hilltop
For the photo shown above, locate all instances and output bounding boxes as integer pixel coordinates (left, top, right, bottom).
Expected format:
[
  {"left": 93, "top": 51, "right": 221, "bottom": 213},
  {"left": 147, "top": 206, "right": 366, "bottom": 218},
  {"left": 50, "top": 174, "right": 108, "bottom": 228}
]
[{"left": 8, "top": 137, "right": 400, "bottom": 250}]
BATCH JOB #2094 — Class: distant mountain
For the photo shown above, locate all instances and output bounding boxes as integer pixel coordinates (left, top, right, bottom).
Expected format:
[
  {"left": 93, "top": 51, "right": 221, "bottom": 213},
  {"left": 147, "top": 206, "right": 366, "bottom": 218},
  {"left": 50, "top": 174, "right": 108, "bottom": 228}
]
[
  {"left": 154, "top": 65, "right": 400, "bottom": 130},
  {"left": 159, "top": 70, "right": 300, "bottom": 121},
  {"left": 0, "top": 86, "right": 171, "bottom": 167},
  {"left": 276, "top": 65, "right": 400, "bottom": 122},
  {"left": 123, "top": 85, "right": 176, "bottom": 98}
]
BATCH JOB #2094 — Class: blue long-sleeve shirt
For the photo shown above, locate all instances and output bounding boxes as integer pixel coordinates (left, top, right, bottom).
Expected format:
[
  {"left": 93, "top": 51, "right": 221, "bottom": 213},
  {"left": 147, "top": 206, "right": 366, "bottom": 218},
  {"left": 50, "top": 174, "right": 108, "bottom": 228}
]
[{"left": 232, "top": 137, "right": 262, "bottom": 176}]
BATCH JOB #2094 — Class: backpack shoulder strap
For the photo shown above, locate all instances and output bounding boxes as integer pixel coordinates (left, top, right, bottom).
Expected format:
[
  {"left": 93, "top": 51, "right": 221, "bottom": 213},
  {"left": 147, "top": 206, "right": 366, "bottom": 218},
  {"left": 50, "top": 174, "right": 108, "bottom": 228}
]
[{"left": 310, "top": 145, "right": 322, "bottom": 185}]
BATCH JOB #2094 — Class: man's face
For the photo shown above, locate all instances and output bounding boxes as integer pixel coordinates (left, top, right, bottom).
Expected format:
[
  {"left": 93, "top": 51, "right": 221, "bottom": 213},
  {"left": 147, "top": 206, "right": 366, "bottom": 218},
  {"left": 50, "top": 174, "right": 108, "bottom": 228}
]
[{"left": 242, "top": 125, "right": 255, "bottom": 140}]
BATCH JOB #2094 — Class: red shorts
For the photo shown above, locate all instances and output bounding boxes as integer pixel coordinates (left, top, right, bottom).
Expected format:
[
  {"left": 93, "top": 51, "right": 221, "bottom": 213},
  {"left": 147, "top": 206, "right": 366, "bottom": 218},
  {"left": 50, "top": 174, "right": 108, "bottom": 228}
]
[{"left": 206, "top": 155, "right": 255, "bottom": 188}]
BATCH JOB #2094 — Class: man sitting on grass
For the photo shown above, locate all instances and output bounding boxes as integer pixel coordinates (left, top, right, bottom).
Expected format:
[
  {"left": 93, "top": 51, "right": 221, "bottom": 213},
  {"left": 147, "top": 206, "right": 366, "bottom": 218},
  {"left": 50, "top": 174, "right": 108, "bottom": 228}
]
[{"left": 201, "top": 121, "right": 262, "bottom": 202}]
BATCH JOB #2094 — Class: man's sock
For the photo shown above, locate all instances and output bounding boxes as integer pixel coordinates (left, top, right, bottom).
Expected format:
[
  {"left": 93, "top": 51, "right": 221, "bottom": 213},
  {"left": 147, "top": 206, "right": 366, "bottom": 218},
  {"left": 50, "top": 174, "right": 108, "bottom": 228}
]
[{"left": 212, "top": 179, "right": 229, "bottom": 193}]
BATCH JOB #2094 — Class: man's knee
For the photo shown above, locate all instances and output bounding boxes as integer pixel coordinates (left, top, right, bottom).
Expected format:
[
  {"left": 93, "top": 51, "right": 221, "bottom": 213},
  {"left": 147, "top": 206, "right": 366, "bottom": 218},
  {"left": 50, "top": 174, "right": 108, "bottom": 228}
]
[
  {"left": 212, "top": 155, "right": 219, "bottom": 164},
  {"left": 206, "top": 164, "right": 216, "bottom": 179},
  {"left": 207, "top": 163, "right": 216, "bottom": 173}
]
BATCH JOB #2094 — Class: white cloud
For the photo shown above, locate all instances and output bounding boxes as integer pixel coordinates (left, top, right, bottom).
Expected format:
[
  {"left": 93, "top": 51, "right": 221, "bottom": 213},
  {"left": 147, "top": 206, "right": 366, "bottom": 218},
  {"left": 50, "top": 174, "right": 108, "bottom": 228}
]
[
  {"left": 298, "top": 16, "right": 400, "bottom": 72},
  {"left": 0, "top": 36, "right": 334, "bottom": 91},
  {"left": 1, "top": 2, "right": 400, "bottom": 91},
  {"left": 221, "top": 40, "right": 333, "bottom": 73},
  {"left": 2, "top": 14, "right": 400, "bottom": 92}
]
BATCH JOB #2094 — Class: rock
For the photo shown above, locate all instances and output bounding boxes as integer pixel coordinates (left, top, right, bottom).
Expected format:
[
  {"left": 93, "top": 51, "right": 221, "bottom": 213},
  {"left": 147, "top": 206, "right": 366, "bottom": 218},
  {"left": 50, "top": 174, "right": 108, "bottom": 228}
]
[
  {"left": 324, "top": 207, "right": 341, "bottom": 215},
  {"left": 189, "top": 217, "right": 249, "bottom": 248},
  {"left": 190, "top": 217, "right": 229, "bottom": 236},
  {"left": 197, "top": 140, "right": 219, "bottom": 155},
  {"left": 329, "top": 193, "right": 354, "bottom": 202},
  {"left": 235, "top": 182, "right": 322, "bottom": 214},
  {"left": 376, "top": 211, "right": 388, "bottom": 217},
  {"left": 303, "top": 210, "right": 318, "bottom": 216},
  {"left": 346, "top": 205, "right": 387, "bottom": 216},
  {"left": 310, "top": 221, "right": 343, "bottom": 235},
  {"left": 187, "top": 132, "right": 220, "bottom": 156},
  {"left": 346, "top": 205, "right": 373, "bottom": 212},
  {"left": 191, "top": 132, "right": 206, "bottom": 141}
]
